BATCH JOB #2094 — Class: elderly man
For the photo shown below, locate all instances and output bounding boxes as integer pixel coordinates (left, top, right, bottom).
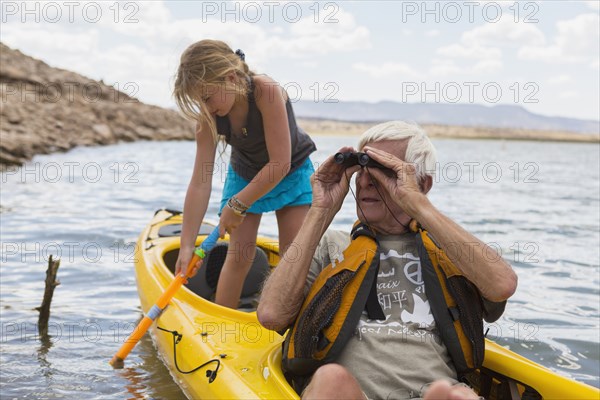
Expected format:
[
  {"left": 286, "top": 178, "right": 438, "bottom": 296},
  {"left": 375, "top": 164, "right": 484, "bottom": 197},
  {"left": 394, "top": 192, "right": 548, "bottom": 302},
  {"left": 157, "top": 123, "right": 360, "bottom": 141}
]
[{"left": 258, "top": 121, "right": 517, "bottom": 399}]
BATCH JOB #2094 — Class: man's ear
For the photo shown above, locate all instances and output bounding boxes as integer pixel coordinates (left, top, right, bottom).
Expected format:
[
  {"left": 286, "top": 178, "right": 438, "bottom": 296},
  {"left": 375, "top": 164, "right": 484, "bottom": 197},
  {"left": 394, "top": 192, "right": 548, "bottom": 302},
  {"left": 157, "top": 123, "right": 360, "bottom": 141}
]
[{"left": 420, "top": 175, "right": 433, "bottom": 194}]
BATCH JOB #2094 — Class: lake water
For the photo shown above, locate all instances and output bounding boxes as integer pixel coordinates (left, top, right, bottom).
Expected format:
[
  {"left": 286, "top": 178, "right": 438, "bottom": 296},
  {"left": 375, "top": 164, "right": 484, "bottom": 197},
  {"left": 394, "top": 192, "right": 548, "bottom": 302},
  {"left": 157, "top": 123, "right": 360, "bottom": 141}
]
[{"left": 1, "top": 136, "right": 599, "bottom": 399}]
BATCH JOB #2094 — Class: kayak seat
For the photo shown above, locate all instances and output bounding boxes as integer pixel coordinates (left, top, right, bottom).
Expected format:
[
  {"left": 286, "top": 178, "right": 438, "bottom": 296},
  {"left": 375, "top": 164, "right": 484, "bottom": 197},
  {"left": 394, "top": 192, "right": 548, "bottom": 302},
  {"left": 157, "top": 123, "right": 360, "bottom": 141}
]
[
  {"left": 185, "top": 243, "right": 271, "bottom": 302},
  {"left": 158, "top": 223, "right": 216, "bottom": 237}
]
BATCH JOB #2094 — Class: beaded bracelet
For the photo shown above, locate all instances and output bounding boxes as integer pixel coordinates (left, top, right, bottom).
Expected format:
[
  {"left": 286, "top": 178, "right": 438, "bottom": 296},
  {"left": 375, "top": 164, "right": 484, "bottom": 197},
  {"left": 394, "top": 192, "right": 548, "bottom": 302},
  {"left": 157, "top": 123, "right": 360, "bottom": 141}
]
[
  {"left": 227, "top": 197, "right": 247, "bottom": 217},
  {"left": 229, "top": 195, "right": 249, "bottom": 211}
]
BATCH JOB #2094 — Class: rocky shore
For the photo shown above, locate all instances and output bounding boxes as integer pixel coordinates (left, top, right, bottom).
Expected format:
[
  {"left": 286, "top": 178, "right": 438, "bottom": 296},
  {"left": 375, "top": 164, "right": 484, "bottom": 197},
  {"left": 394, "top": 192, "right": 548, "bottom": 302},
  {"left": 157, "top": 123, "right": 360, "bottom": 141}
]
[{"left": 0, "top": 43, "right": 194, "bottom": 166}]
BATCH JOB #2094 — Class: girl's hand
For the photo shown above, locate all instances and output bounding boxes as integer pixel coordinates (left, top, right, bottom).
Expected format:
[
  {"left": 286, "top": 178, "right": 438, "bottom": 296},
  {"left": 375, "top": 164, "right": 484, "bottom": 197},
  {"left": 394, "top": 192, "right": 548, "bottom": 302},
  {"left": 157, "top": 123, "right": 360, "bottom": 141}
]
[
  {"left": 311, "top": 146, "right": 361, "bottom": 213},
  {"left": 218, "top": 204, "right": 245, "bottom": 238},
  {"left": 175, "top": 246, "right": 201, "bottom": 278}
]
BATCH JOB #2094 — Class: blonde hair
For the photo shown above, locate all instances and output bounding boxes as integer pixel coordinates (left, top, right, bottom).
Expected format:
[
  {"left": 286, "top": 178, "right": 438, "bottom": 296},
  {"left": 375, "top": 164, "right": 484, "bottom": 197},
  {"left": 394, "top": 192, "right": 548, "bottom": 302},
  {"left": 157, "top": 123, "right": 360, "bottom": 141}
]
[
  {"left": 173, "top": 39, "right": 254, "bottom": 143},
  {"left": 358, "top": 121, "right": 437, "bottom": 180}
]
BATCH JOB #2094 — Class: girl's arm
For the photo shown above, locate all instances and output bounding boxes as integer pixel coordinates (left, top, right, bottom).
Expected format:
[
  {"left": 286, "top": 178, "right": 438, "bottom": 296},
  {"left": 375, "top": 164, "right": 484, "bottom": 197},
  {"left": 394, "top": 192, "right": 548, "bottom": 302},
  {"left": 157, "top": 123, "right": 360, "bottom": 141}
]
[
  {"left": 175, "top": 120, "right": 217, "bottom": 275},
  {"left": 218, "top": 75, "right": 293, "bottom": 236},
  {"left": 234, "top": 75, "right": 292, "bottom": 206}
]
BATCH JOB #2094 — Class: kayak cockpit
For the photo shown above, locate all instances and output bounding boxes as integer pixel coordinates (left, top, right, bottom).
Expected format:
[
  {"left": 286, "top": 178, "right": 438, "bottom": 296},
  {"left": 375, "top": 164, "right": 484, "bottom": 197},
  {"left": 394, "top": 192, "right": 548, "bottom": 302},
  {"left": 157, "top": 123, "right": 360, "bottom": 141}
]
[{"left": 161, "top": 226, "right": 273, "bottom": 312}]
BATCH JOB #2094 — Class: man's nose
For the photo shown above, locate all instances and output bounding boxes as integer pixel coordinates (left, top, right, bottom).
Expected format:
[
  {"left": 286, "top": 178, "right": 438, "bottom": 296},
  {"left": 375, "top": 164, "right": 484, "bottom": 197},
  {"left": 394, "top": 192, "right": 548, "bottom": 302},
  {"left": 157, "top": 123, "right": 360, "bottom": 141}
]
[{"left": 356, "top": 169, "right": 374, "bottom": 187}]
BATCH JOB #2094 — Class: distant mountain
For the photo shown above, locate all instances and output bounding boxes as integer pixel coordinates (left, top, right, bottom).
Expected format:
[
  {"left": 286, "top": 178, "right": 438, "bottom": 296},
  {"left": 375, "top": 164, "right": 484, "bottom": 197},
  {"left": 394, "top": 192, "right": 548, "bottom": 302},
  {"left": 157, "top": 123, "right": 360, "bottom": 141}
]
[{"left": 293, "top": 101, "right": 599, "bottom": 134}]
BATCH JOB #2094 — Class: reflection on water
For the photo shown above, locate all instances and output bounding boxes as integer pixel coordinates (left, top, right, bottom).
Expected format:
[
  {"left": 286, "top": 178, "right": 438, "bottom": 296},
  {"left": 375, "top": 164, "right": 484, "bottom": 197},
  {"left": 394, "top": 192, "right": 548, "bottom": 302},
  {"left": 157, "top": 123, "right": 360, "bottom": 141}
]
[
  {"left": 120, "top": 333, "right": 187, "bottom": 400},
  {"left": 1, "top": 137, "right": 598, "bottom": 397}
]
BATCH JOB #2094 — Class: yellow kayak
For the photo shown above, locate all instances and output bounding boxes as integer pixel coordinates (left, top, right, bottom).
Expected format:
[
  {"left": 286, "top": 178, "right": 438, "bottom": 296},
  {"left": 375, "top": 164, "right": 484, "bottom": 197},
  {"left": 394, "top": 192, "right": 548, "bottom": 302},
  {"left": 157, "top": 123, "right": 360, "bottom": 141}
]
[{"left": 134, "top": 209, "right": 599, "bottom": 400}]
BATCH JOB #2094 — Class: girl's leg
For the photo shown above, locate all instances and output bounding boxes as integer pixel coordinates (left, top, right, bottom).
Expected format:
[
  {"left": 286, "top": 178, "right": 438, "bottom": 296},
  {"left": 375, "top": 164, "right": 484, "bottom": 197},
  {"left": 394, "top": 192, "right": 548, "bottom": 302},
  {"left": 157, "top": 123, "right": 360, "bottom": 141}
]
[
  {"left": 214, "top": 213, "right": 262, "bottom": 308},
  {"left": 275, "top": 205, "right": 310, "bottom": 257}
]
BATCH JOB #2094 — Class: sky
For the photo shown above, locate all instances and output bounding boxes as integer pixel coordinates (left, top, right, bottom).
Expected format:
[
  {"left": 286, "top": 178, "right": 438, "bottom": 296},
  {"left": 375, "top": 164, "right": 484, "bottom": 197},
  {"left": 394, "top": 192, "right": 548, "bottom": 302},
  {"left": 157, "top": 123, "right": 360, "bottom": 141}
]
[{"left": 1, "top": 0, "right": 599, "bottom": 121}]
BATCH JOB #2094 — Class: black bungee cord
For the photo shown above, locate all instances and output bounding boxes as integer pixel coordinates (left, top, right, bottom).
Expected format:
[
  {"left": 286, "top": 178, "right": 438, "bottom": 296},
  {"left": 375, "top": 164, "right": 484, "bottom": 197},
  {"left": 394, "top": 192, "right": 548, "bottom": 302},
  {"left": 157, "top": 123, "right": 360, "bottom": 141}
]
[{"left": 157, "top": 326, "right": 221, "bottom": 383}]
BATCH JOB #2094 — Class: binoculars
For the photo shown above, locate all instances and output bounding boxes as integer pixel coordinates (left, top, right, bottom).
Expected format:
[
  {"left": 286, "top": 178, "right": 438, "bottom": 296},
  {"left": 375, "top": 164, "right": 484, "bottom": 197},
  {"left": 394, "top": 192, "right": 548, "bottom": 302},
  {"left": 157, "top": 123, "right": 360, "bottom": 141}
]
[{"left": 334, "top": 152, "right": 386, "bottom": 170}]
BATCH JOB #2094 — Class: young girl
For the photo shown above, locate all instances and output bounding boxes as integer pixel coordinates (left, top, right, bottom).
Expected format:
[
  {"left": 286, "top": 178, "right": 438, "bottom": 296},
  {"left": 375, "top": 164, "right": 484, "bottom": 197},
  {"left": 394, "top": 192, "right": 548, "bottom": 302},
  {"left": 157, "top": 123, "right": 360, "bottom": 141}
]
[{"left": 172, "top": 39, "right": 316, "bottom": 309}]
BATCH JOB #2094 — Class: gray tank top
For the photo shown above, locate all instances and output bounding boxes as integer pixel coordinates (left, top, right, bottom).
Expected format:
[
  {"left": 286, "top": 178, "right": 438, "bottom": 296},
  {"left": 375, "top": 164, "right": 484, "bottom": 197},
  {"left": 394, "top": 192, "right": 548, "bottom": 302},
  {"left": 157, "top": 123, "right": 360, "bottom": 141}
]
[{"left": 216, "top": 77, "right": 316, "bottom": 181}]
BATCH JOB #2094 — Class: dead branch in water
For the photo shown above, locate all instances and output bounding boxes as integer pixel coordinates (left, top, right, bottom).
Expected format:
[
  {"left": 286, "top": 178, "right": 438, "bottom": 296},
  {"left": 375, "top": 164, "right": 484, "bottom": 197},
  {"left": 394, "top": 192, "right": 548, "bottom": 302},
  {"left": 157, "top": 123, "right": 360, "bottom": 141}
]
[{"left": 36, "top": 255, "right": 60, "bottom": 338}]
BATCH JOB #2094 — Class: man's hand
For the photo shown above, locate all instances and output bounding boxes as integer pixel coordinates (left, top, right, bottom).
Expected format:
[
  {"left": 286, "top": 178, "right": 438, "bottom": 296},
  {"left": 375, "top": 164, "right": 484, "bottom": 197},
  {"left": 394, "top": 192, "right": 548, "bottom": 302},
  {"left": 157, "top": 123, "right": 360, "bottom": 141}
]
[
  {"left": 311, "top": 146, "right": 361, "bottom": 213},
  {"left": 362, "top": 146, "right": 425, "bottom": 216}
]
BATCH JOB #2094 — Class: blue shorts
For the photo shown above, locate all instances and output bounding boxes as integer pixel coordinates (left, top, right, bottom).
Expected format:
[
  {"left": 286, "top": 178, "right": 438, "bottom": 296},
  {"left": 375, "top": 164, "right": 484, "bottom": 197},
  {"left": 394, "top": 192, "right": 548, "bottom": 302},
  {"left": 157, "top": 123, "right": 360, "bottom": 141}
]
[{"left": 219, "top": 158, "right": 314, "bottom": 214}]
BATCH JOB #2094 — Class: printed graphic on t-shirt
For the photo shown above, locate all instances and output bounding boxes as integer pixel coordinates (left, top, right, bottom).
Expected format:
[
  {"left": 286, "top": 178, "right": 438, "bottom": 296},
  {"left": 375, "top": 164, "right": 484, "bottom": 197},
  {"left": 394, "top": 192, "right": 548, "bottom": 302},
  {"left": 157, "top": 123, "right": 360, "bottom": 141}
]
[{"left": 356, "top": 245, "right": 437, "bottom": 342}]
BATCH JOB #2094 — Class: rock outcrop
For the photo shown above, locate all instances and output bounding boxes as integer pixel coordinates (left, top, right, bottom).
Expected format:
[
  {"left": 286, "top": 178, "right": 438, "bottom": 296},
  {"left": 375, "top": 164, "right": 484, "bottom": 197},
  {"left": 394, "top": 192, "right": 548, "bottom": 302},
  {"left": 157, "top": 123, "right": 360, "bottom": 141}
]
[{"left": 0, "top": 43, "right": 194, "bottom": 165}]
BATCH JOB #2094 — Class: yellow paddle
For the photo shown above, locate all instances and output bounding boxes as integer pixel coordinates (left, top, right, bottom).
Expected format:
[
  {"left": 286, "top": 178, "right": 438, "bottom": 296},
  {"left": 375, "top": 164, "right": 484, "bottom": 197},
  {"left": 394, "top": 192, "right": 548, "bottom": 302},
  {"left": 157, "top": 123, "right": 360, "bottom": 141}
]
[{"left": 110, "top": 226, "right": 220, "bottom": 368}]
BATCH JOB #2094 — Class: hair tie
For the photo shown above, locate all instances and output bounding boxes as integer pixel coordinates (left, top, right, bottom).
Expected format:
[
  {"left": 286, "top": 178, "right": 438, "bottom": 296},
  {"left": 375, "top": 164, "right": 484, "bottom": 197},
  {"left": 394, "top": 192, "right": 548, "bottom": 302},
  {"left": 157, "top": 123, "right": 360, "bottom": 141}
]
[{"left": 235, "top": 49, "right": 245, "bottom": 62}]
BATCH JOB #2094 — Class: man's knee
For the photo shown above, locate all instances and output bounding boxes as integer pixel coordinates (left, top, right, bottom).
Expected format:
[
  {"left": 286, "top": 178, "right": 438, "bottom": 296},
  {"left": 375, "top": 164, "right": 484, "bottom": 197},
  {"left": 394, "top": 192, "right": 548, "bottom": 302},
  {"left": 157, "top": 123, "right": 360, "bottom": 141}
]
[
  {"left": 312, "top": 363, "right": 355, "bottom": 384},
  {"left": 303, "top": 364, "right": 365, "bottom": 399},
  {"left": 423, "top": 380, "right": 480, "bottom": 400}
]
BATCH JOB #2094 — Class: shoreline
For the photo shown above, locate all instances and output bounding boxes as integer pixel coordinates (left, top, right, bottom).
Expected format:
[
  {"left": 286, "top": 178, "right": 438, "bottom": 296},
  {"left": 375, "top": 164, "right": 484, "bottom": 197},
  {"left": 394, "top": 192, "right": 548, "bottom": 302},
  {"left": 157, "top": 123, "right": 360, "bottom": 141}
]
[
  {"left": 2, "top": 119, "right": 597, "bottom": 172},
  {"left": 299, "top": 118, "right": 600, "bottom": 143}
]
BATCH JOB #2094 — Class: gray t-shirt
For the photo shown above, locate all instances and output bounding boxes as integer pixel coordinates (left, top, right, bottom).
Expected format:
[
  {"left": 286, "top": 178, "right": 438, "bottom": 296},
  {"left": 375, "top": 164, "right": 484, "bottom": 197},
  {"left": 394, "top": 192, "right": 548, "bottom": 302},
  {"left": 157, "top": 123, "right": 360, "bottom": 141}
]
[{"left": 307, "top": 230, "right": 458, "bottom": 400}]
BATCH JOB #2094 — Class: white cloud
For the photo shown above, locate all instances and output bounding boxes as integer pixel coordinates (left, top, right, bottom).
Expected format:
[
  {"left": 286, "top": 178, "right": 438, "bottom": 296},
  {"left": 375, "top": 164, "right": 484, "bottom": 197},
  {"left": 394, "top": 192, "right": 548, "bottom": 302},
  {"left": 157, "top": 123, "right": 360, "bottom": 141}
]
[
  {"left": 425, "top": 57, "right": 502, "bottom": 77},
  {"left": 1, "top": 1, "right": 374, "bottom": 108},
  {"left": 462, "top": 17, "right": 545, "bottom": 47},
  {"left": 435, "top": 16, "right": 545, "bottom": 71},
  {"left": 547, "top": 75, "right": 574, "bottom": 85},
  {"left": 299, "top": 61, "right": 318, "bottom": 69},
  {"left": 1, "top": 1, "right": 597, "bottom": 120},
  {"left": 352, "top": 62, "right": 422, "bottom": 79},
  {"left": 559, "top": 90, "right": 578, "bottom": 99},
  {"left": 477, "top": 0, "right": 542, "bottom": 9},
  {"left": 437, "top": 43, "right": 501, "bottom": 59},
  {"left": 286, "top": 8, "right": 371, "bottom": 56},
  {"left": 0, "top": 24, "right": 103, "bottom": 81},
  {"left": 583, "top": 1, "right": 600, "bottom": 11},
  {"left": 428, "top": 59, "right": 462, "bottom": 77},
  {"left": 1, "top": 24, "right": 100, "bottom": 55},
  {"left": 519, "top": 13, "right": 600, "bottom": 63},
  {"left": 103, "top": 1, "right": 172, "bottom": 36},
  {"left": 472, "top": 59, "right": 503, "bottom": 74}
]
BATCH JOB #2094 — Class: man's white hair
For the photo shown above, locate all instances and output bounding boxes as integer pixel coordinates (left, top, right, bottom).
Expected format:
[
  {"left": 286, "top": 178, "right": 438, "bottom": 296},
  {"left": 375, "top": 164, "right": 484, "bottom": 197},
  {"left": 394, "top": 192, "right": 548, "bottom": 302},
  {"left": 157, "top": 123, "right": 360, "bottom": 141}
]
[{"left": 357, "top": 121, "right": 437, "bottom": 180}]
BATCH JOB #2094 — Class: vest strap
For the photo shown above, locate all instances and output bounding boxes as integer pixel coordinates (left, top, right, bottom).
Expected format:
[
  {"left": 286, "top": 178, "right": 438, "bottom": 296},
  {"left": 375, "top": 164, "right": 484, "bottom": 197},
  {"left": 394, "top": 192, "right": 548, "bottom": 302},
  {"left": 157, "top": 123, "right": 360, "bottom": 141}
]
[
  {"left": 365, "top": 269, "right": 385, "bottom": 320},
  {"left": 352, "top": 223, "right": 385, "bottom": 320}
]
